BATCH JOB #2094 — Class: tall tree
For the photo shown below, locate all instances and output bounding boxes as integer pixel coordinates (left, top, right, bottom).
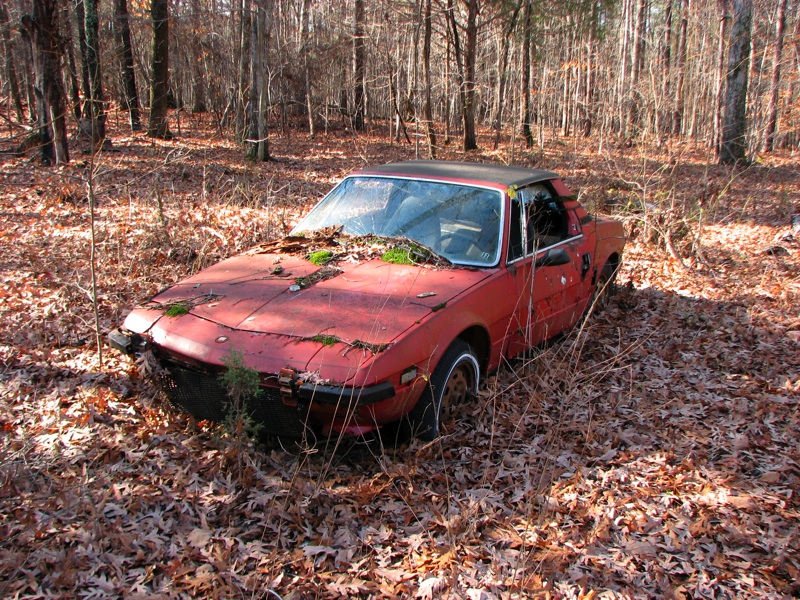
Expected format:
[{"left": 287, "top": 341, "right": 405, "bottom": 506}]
[
  {"left": 631, "top": 0, "right": 648, "bottom": 84},
  {"left": 234, "top": 0, "right": 251, "bottom": 141},
  {"left": 521, "top": 0, "right": 534, "bottom": 147},
  {"left": 245, "top": 0, "right": 269, "bottom": 160},
  {"left": 22, "top": 0, "right": 69, "bottom": 165},
  {"left": 491, "top": 4, "right": 520, "bottom": 149},
  {"left": 148, "top": 0, "right": 171, "bottom": 139},
  {"left": 19, "top": 20, "right": 38, "bottom": 123},
  {"left": 301, "top": 0, "right": 315, "bottom": 137},
  {"left": 83, "top": 0, "right": 106, "bottom": 142},
  {"left": 62, "top": 3, "right": 82, "bottom": 123},
  {"left": 660, "top": 0, "right": 672, "bottom": 135},
  {"left": 447, "top": 0, "right": 480, "bottom": 151},
  {"left": 73, "top": 0, "right": 92, "bottom": 119},
  {"left": 422, "top": 0, "right": 436, "bottom": 157},
  {"left": 113, "top": 0, "right": 141, "bottom": 130},
  {"left": 190, "top": 0, "right": 206, "bottom": 113},
  {"left": 352, "top": 0, "right": 365, "bottom": 131},
  {"left": 462, "top": 0, "right": 479, "bottom": 150},
  {"left": 673, "top": 0, "right": 689, "bottom": 134},
  {"left": 0, "top": 4, "right": 24, "bottom": 123},
  {"left": 762, "top": 0, "right": 788, "bottom": 152},
  {"left": 719, "top": 0, "right": 752, "bottom": 164},
  {"left": 713, "top": 0, "right": 730, "bottom": 156}
]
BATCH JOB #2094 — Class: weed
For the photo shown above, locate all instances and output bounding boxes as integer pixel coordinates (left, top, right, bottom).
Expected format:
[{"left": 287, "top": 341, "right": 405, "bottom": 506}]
[
  {"left": 310, "top": 334, "right": 340, "bottom": 346},
  {"left": 382, "top": 243, "right": 435, "bottom": 265},
  {"left": 381, "top": 247, "right": 412, "bottom": 264},
  {"left": 294, "top": 265, "right": 342, "bottom": 288},
  {"left": 307, "top": 249, "right": 333, "bottom": 265},
  {"left": 219, "top": 349, "right": 263, "bottom": 479},
  {"left": 165, "top": 302, "right": 190, "bottom": 317}
]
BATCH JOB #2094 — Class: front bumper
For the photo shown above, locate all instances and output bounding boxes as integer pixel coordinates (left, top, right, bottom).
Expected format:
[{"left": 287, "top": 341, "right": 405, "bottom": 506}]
[
  {"left": 108, "top": 328, "right": 399, "bottom": 436},
  {"left": 298, "top": 381, "right": 395, "bottom": 405}
]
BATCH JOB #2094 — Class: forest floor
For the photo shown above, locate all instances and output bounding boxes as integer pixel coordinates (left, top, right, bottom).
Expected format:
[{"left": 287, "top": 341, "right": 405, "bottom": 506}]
[{"left": 1, "top": 114, "right": 799, "bottom": 599}]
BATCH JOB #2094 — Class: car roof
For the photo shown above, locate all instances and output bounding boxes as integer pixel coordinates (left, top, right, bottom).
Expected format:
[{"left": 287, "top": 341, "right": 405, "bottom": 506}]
[{"left": 356, "top": 160, "right": 559, "bottom": 188}]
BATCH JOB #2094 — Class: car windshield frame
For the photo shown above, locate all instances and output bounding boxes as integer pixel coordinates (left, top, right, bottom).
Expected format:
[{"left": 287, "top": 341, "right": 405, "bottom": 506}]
[{"left": 291, "top": 175, "right": 505, "bottom": 268}]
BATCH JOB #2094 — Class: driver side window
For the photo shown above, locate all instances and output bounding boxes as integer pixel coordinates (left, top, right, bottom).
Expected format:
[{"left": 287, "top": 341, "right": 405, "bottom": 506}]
[
  {"left": 508, "top": 184, "right": 566, "bottom": 262},
  {"left": 522, "top": 185, "right": 571, "bottom": 251}
]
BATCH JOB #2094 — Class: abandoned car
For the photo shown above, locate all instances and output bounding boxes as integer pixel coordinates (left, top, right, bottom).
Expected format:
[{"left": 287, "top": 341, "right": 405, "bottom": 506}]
[{"left": 109, "top": 161, "right": 625, "bottom": 441}]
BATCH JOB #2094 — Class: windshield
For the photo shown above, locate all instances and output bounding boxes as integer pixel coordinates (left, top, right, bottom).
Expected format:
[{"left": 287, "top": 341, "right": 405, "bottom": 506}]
[{"left": 291, "top": 176, "right": 503, "bottom": 267}]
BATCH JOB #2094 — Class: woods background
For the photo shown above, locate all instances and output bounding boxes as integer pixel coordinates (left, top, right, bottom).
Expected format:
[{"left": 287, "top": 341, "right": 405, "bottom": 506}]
[{"left": 2, "top": 0, "right": 798, "bottom": 163}]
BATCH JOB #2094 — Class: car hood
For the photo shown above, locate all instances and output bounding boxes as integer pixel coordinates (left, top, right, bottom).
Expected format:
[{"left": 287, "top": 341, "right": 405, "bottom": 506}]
[{"left": 133, "top": 252, "right": 492, "bottom": 346}]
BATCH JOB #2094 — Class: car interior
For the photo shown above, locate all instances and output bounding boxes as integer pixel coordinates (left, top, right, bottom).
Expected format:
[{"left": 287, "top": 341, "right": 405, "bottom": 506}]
[{"left": 508, "top": 184, "right": 571, "bottom": 261}]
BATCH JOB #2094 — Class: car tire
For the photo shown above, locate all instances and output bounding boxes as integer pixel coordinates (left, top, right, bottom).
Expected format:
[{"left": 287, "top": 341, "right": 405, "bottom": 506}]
[
  {"left": 591, "top": 262, "right": 617, "bottom": 313},
  {"left": 405, "top": 339, "right": 480, "bottom": 442}
]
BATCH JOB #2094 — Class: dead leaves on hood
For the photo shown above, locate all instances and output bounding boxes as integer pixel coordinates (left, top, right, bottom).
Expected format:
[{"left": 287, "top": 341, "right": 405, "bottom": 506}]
[{"left": 247, "top": 225, "right": 452, "bottom": 269}]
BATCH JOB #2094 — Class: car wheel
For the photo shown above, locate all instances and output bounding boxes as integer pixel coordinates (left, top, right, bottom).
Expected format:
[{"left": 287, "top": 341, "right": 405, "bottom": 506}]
[
  {"left": 591, "top": 262, "right": 617, "bottom": 313},
  {"left": 406, "top": 339, "right": 479, "bottom": 441}
]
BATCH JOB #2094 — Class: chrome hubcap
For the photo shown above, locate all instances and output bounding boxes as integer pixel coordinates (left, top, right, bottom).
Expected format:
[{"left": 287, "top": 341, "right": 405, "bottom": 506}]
[{"left": 440, "top": 362, "right": 475, "bottom": 422}]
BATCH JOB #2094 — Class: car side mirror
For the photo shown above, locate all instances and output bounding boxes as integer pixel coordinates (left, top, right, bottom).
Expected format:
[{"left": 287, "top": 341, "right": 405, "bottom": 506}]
[{"left": 534, "top": 247, "right": 571, "bottom": 268}]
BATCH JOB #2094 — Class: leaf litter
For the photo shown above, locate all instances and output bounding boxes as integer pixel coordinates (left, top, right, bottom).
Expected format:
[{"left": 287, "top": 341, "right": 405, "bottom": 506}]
[{"left": 0, "top": 119, "right": 798, "bottom": 598}]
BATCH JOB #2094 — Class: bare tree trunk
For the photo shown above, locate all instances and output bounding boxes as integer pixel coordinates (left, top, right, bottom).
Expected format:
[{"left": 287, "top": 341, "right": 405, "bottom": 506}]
[
  {"left": 301, "top": 0, "right": 314, "bottom": 136},
  {"left": 422, "top": 0, "right": 436, "bottom": 157},
  {"left": 113, "top": 0, "right": 141, "bottom": 131},
  {"left": 762, "top": 0, "right": 788, "bottom": 152},
  {"left": 235, "top": 0, "right": 250, "bottom": 141},
  {"left": 385, "top": 46, "right": 411, "bottom": 144},
  {"left": 352, "top": 0, "right": 365, "bottom": 131},
  {"left": 0, "top": 4, "right": 25, "bottom": 123},
  {"left": 561, "top": 30, "right": 572, "bottom": 137},
  {"left": 673, "top": 0, "right": 689, "bottom": 135},
  {"left": 719, "top": 0, "right": 752, "bottom": 164},
  {"left": 245, "top": 0, "right": 269, "bottom": 160},
  {"left": 73, "top": 0, "right": 92, "bottom": 120},
  {"left": 61, "top": 4, "right": 83, "bottom": 124},
  {"left": 410, "top": 22, "right": 419, "bottom": 153},
  {"left": 191, "top": 0, "right": 206, "bottom": 113},
  {"left": 583, "top": 37, "right": 594, "bottom": 137},
  {"left": 713, "top": 0, "right": 729, "bottom": 156},
  {"left": 443, "top": 35, "right": 451, "bottom": 145},
  {"left": 462, "top": 0, "right": 479, "bottom": 150},
  {"left": 22, "top": 0, "right": 70, "bottom": 165},
  {"left": 662, "top": 2, "right": 672, "bottom": 86},
  {"left": 491, "top": 4, "right": 519, "bottom": 150},
  {"left": 84, "top": 0, "right": 106, "bottom": 143},
  {"left": 446, "top": 0, "right": 464, "bottom": 141},
  {"left": 246, "top": 0, "right": 259, "bottom": 151},
  {"left": 20, "top": 27, "right": 38, "bottom": 123},
  {"left": 521, "top": 0, "right": 533, "bottom": 147},
  {"left": 256, "top": 0, "right": 269, "bottom": 159},
  {"left": 632, "top": 0, "right": 647, "bottom": 84},
  {"left": 446, "top": 0, "right": 479, "bottom": 150},
  {"left": 617, "top": 0, "right": 631, "bottom": 136},
  {"left": 148, "top": 0, "right": 171, "bottom": 139}
]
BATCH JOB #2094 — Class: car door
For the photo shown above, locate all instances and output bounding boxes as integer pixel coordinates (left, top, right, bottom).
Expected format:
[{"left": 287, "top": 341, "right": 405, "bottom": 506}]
[
  {"left": 526, "top": 193, "right": 589, "bottom": 333},
  {"left": 503, "top": 184, "right": 585, "bottom": 357}
]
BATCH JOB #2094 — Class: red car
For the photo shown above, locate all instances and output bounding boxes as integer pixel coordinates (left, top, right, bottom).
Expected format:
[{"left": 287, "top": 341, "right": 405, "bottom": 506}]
[{"left": 110, "top": 161, "right": 625, "bottom": 441}]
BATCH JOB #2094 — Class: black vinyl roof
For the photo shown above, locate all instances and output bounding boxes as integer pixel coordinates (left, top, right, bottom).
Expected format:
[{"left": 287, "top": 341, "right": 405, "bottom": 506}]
[{"left": 357, "top": 160, "right": 559, "bottom": 188}]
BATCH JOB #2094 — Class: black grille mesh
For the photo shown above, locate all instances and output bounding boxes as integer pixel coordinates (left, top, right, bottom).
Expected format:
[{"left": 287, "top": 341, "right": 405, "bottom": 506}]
[{"left": 159, "top": 365, "right": 309, "bottom": 438}]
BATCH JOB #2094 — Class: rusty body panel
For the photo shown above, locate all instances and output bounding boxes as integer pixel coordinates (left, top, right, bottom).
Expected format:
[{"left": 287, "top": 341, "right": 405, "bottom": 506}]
[{"left": 110, "top": 161, "right": 626, "bottom": 439}]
